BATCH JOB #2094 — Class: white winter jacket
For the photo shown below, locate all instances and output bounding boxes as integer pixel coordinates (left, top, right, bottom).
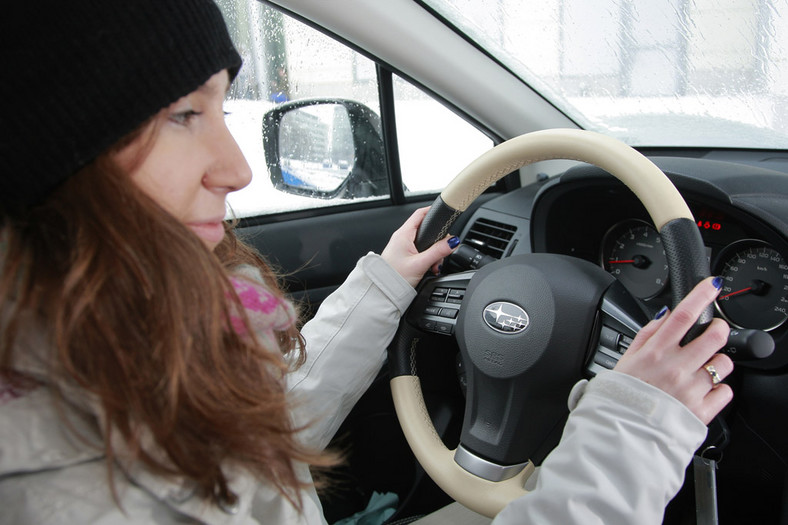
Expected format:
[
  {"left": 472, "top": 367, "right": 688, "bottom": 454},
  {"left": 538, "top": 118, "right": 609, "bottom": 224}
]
[{"left": 0, "top": 253, "right": 707, "bottom": 524}]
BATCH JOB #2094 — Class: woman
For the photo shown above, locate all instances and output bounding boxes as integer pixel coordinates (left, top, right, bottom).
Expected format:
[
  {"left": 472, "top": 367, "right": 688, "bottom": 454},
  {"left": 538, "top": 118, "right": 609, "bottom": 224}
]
[{"left": 0, "top": 1, "right": 732, "bottom": 523}]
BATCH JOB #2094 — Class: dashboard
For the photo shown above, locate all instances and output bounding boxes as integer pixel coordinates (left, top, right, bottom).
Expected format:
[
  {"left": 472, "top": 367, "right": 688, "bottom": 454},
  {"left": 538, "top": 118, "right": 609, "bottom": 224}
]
[
  {"left": 458, "top": 155, "right": 788, "bottom": 372},
  {"left": 415, "top": 152, "right": 788, "bottom": 522},
  {"left": 537, "top": 179, "right": 788, "bottom": 335}
]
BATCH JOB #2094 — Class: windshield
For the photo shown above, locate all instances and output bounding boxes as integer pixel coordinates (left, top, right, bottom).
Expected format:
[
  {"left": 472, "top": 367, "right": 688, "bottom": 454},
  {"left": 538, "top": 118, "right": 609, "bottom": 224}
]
[{"left": 422, "top": 0, "right": 788, "bottom": 149}]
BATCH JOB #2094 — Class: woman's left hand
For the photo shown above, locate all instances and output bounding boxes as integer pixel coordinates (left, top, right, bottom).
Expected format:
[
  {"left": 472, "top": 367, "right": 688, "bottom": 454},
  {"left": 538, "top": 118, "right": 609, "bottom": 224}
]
[
  {"left": 381, "top": 207, "right": 460, "bottom": 287},
  {"left": 614, "top": 276, "right": 733, "bottom": 425}
]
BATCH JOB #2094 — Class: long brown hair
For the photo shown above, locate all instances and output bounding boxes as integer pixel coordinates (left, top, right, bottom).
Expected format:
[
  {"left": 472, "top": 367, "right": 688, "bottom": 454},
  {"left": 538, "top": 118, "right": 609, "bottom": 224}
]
[{"left": 0, "top": 120, "right": 334, "bottom": 509}]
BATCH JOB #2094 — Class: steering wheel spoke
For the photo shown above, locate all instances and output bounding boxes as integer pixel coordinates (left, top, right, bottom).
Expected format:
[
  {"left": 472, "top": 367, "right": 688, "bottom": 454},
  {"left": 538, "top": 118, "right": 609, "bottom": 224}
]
[
  {"left": 454, "top": 444, "right": 530, "bottom": 482},
  {"left": 586, "top": 280, "right": 651, "bottom": 375}
]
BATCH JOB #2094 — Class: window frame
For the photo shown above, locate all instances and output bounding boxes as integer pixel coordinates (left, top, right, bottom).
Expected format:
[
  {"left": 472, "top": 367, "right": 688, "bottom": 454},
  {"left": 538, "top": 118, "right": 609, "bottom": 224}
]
[{"left": 235, "top": 0, "right": 516, "bottom": 228}]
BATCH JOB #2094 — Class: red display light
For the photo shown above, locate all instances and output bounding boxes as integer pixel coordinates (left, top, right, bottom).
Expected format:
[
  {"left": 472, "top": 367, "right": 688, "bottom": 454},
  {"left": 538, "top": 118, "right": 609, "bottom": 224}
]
[{"left": 697, "top": 220, "right": 722, "bottom": 231}]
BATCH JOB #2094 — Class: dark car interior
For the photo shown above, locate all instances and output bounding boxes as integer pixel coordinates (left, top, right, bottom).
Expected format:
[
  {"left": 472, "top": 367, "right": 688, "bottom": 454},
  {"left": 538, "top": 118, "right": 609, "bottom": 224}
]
[
  {"left": 225, "top": 1, "right": 788, "bottom": 522},
  {"left": 238, "top": 148, "right": 788, "bottom": 524}
]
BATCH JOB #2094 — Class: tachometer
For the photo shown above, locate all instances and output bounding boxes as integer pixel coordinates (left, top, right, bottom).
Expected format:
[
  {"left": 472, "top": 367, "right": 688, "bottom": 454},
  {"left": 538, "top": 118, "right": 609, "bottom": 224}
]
[
  {"left": 714, "top": 240, "right": 788, "bottom": 331},
  {"left": 601, "top": 219, "right": 669, "bottom": 299}
]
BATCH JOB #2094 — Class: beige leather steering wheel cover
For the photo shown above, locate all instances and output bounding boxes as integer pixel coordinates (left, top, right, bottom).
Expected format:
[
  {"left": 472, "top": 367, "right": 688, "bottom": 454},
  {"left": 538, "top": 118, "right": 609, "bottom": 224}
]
[
  {"left": 391, "top": 129, "right": 692, "bottom": 518},
  {"left": 441, "top": 128, "right": 691, "bottom": 230},
  {"left": 392, "top": 375, "right": 536, "bottom": 517}
]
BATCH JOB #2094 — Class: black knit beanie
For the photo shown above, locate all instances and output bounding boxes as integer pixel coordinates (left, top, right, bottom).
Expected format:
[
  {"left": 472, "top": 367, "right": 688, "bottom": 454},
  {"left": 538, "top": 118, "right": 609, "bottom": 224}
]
[{"left": 0, "top": 0, "right": 242, "bottom": 216}]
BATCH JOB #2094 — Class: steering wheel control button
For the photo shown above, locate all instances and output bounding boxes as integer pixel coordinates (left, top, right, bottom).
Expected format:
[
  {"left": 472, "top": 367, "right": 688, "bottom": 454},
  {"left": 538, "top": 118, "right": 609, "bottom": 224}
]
[
  {"left": 591, "top": 326, "right": 631, "bottom": 373},
  {"left": 482, "top": 302, "right": 530, "bottom": 334},
  {"left": 431, "top": 287, "right": 449, "bottom": 300},
  {"left": 419, "top": 319, "right": 437, "bottom": 331},
  {"left": 434, "top": 322, "right": 453, "bottom": 335},
  {"left": 593, "top": 350, "right": 619, "bottom": 370},
  {"left": 619, "top": 334, "right": 633, "bottom": 353},
  {"left": 415, "top": 283, "right": 468, "bottom": 336},
  {"left": 447, "top": 289, "right": 465, "bottom": 303},
  {"left": 599, "top": 325, "right": 620, "bottom": 349},
  {"left": 440, "top": 308, "right": 459, "bottom": 319}
]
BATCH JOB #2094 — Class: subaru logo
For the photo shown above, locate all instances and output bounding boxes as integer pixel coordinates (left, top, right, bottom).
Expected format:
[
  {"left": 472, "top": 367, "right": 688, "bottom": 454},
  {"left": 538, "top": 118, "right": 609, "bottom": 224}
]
[{"left": 483, "top": 302, "right": 529, "bottom": 334}]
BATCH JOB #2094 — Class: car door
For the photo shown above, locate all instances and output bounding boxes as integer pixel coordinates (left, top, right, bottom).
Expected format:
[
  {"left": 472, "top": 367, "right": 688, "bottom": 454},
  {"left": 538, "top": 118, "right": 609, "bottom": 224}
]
[{"left": 215, "top": 0, "right": 503, "bottom": 317}]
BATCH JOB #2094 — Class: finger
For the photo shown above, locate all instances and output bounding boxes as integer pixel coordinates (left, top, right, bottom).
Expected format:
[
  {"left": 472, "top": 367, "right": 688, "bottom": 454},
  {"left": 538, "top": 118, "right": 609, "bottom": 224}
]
[
  {"left": 683, "top": 318, "right": 730, "bottom": 369},
  {"left": 649, "top": 276, "right": 722, "bottom": 348},
  {"left": 402, "top": 207, "right": 430, "bottom": 231},
  {"left": 697, "top": 351, "right": 734, "bottom": 388},
  {"left": 391, "top": 207, "right": 432, "bottom": 246},
  {"left": 416, "top": 235, "right": 458, "bottom": 268},
  {"left": 623, "top": 307, "right": 669, "bottom": 356},
  {"left": 696, "top": 383, "right": 734, "bottom": 425}
]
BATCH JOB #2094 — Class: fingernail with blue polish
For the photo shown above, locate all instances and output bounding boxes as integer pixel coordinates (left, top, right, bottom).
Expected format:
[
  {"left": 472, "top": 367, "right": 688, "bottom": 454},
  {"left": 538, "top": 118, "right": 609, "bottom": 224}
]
[
  {"left": 712, "top": 276, "right": 723, "bottom": 290},
  {"left": 654, "top": 305, "right": 668, "bottom": 320},
  {"left": 448, "top": 236, "right": 460, "bottom": 249}
]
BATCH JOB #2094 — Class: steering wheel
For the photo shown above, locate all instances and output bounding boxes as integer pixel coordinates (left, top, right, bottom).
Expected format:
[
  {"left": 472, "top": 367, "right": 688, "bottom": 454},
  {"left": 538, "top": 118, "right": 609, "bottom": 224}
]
[{"left": 387, "top": 129, "right": 712, "bottom": 517}]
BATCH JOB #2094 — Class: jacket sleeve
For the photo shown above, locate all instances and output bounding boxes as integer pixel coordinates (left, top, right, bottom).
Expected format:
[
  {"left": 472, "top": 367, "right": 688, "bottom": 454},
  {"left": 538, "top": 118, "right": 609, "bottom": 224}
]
[
  {"left": 287, "top": 253, "right": 416, "bottom": 451},
  {"left": 492, "top": 371, "right": 708, "bottom": 525}
]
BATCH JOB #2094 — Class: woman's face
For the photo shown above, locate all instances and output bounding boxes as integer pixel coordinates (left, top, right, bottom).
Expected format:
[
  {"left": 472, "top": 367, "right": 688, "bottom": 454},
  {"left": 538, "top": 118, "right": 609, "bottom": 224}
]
[{"left": 112, "top": 70, "right": 252, "bottom": 251}]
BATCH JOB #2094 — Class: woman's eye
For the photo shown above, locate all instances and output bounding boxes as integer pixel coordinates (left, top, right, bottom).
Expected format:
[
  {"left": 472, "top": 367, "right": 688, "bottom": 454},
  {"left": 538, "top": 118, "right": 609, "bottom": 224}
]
[{"left": 169, "top": 110, "right": 201, "bottom": 126}]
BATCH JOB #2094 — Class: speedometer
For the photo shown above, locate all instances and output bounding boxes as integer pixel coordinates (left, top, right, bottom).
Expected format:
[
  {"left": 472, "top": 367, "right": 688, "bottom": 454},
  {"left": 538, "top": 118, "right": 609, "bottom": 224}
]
[
  {"left": 714, "top": 240, "right": 788, "bottom": 331},
  {"left": 601, "top": 219, "right": 669, "bottom": 299}
]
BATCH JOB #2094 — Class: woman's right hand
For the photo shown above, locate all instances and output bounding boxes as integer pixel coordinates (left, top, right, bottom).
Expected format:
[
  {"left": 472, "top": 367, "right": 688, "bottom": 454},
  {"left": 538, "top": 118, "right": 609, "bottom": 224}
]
[
  {"left": 614, "top": 276, "right": 734, "bottom": 425},
  {"left": 380, "top": 207, "right": 459, "bottom": 288}
]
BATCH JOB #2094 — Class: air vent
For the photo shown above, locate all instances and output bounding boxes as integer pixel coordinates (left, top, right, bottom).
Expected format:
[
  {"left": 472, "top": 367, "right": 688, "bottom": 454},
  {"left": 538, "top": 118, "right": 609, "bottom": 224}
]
[{"left": 464, "top": 218, "right": 517, "bottom": 259}]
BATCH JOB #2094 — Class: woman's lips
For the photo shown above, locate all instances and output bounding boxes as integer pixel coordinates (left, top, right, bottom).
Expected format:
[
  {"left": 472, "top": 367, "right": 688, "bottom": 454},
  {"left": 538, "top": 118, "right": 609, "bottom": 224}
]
[{"left": 187, "top": 220, "right": 225, "bottom": 246}]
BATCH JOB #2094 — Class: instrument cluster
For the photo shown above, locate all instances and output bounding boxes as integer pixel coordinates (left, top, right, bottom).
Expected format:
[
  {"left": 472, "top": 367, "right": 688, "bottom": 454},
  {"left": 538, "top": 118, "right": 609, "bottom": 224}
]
[
  {"left": 526, "top": 162, "right": 788, "bottom": 369},
  {"left": 600, "top": 208, "right": 788, "bottom": 332}
]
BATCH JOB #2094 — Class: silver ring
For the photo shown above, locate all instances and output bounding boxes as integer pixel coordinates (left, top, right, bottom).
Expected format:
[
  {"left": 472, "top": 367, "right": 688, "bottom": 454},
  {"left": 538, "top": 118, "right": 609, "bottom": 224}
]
[{"left": 704, "top": 364, "right": 722, "bottom": 386}]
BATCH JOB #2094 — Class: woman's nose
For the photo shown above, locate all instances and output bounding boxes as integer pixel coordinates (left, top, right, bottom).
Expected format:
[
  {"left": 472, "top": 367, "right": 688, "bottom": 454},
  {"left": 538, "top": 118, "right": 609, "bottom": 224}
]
[{"left": 204, "top": 122, "right": 253, "bottom": 193}]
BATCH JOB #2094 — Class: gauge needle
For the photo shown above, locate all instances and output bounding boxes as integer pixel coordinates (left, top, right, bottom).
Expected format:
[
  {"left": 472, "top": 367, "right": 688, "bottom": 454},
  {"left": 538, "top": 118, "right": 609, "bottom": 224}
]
[
  {"left": 609, "top": 255, "right": 651, "bottom": 269},
  {"left": 719, "top": 287, "right": 752, "bottom": 300},
  {"left": 719, "top": 279, "right": 769, "bottom": 300}
]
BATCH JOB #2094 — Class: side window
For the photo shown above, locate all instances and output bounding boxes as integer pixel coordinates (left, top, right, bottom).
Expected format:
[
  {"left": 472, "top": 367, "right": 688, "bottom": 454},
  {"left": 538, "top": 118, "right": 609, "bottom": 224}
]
[
  {"left": 393, "top": 75, "right": 493, "bottom": 196},
  {"left": 217, "top": 1, "right": 493, "bottom": 218},
  {"left": 217, "top": 1, "right": 383, "bottom": 217}
]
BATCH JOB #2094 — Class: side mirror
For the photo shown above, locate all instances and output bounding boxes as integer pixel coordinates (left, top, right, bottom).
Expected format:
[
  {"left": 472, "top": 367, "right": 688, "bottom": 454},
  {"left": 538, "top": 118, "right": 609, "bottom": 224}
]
[{"left": 263, "top": 99, "right": 387, "bottom": 199}]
